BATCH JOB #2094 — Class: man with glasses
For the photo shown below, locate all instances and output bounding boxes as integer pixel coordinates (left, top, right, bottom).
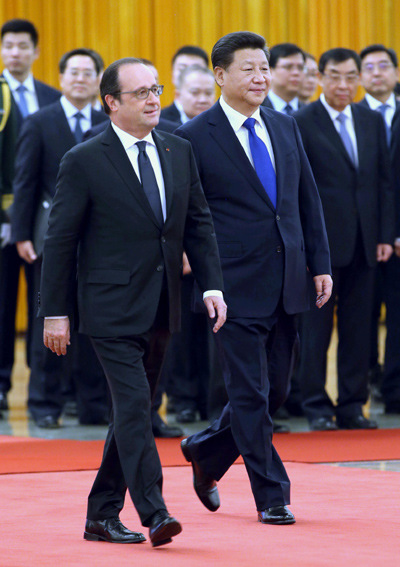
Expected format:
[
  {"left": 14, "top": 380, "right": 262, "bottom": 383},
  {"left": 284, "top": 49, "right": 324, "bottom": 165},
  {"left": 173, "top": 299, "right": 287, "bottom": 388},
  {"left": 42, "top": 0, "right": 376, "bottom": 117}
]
[
  {"left": 38, "top": 57, "right": 225, "bottom": 546},
  {"left": 261, "top": 43, "right": 305, "bottom": 115},
  {"left": 295, "top": 48, "right": 395, "bottom": 431},
  {"left": 11, "top": 48, "right": 109, "bottom": 428},
  {"left": 298, "top": 53, "right": 319, "bottom": 104},
  {"left": 359, "top": 44, "right": 400, "bottom": 416}
]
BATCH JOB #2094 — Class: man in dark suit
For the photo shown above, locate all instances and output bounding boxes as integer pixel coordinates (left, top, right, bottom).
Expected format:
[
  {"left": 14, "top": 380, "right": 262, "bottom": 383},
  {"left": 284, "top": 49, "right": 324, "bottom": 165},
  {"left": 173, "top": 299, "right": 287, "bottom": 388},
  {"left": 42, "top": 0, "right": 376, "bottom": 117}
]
[
  {"left": 11, "top": 48, "right": 109, "bottom": 428},
  {"left": 261, "top": 43, "right": 306, "bottom": 115},
  {"left": 359, "top": 45, "right": 400, "bottom": 414},
  {"left": 0, "top": 19, "right": 60, "bottom": 412},
  {"left": 175, "top": 31, "right": 332, "bottom": 525},
  {"left": 160, "top": 45, "right": 209, "bottom": 125},
  {"left": 295, "top": 48, "right": 395, "bottom": 431},
  {"left": 39, "top": 58, "right": 225, "bottom": 546}
]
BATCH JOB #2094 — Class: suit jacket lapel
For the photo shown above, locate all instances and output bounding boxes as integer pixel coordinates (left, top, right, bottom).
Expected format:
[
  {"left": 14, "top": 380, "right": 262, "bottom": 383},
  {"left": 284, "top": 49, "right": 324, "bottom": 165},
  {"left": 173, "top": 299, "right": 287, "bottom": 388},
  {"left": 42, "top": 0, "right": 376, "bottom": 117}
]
[
  {"left": 53, "top": 101, "right": 77, "bottom": 147},
  {"left": 207, "top": 103, "right": 275, "bottom": 210},
  {"left": 100, "top": 124, "right": 161, "bottom": 227},
  {"left": 352, "top": 104, "right": 369, "bottom": 173},
  {"left": 314, "top": 100, "right": 356, "bottom": 170},
  {"left": 152, "top": 129, "right": 174, "bottom": 220}
]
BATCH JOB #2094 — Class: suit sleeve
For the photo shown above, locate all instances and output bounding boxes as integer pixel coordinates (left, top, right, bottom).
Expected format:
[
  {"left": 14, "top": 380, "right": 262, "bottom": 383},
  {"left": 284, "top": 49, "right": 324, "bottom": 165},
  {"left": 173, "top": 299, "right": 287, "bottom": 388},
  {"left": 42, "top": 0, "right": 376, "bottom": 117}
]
[
  {"left": 376, "top": 114, "right": 395, "bottom": 245},
  {"left": 11, "top": 116, "right": 43, "bottom": 242},
  {"left": 293, "top": 119, "right": 332, "bottom": 276},
  {"left": 39, "top": 149, "right": 90, "bottom": 317}
]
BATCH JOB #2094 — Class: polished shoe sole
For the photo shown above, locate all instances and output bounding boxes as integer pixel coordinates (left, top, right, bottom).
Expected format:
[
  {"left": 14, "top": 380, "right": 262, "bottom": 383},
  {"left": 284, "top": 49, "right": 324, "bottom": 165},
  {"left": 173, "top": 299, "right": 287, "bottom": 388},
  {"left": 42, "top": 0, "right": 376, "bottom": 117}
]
[
  {"left": 83, "top": 531, "right": 145, "bottom": 543},
  {"left": 258, "top": 516, "right": 296, "bottom": 525},
  {"left": 150, "top": 519, "right": 182, "bottom": 547}
]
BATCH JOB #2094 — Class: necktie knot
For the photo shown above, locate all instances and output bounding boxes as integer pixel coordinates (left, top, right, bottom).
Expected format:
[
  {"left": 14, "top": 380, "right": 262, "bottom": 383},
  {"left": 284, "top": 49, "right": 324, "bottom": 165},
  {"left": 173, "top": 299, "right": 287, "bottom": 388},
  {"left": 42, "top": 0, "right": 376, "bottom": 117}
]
[
  {"left": 378, "top": 103, "right": 388, "bottom": 115},
  {"left": 136, "top": 140, "right": 147, "bottom": 153},
  {"left": 336, "top": 112, "right": 346, "bottom": 124},
  {"left": 284, "top": 104, "right": 294, "bottom": 115},
  {"left": 16, "top": 84, "right": 27, "bottom": 94}
]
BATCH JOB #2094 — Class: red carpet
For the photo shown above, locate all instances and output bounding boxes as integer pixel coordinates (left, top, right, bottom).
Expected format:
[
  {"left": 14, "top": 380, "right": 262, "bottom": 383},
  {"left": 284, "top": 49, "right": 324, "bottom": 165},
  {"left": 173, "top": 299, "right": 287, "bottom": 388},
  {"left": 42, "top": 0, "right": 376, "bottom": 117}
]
[
  {"left": 1, "top": 428, "right": 400, "bottom": 475},
  {"left": 0, "top": 462, "right": 399, "bottom": 566}
]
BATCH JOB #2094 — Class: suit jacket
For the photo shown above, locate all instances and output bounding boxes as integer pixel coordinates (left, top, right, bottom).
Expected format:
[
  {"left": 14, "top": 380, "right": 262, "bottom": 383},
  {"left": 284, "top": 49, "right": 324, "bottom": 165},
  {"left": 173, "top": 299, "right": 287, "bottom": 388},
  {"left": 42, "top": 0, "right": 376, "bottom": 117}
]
[
  {"left": 160, "top": 102, "right": 182, "bottom": 125},
  {"left": 11, "top": 100, "right": 108, "bottom": 254},
  {"left": 0, "top": 78, "right": 17, "bottom": 223},
  {"left": 13, "top": 78, "right": 61, "bottom": 129},
  {"left": 295, "top": 100, "right": 395, "bottom": 268},
  {"left": 84, "top": 116, "right": 180, "bottom": 139},
  {"left": 38, "top": 124, "right": 223, "bottom": 337},
  {"left": 175, "top": 101, "right": 331, "bottom": 318}
]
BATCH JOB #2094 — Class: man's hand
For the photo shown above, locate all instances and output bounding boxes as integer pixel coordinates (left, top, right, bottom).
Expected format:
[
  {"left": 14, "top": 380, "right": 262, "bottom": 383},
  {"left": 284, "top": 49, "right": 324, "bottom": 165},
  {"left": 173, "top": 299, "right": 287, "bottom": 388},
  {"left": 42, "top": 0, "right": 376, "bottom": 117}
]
[
  {"left": 394, "top": 238, "right": 400, "bottom": 258},
  {"left": 182, "top": 252, "right": 192, "bottom": 275},
  {"left": 204, "top": 295, "right": 227, "bottom": 333},
  {"left": 0, "top": 223, "right": 11, "bottom": 248},
  {"left": 43, "top": 317, "right": 71, "bottom": 356},
  {"left": 313, "top": 274, "right": 333, "bottom": 308},
  {"left": 376, "top": 243, "right": 393, "bottom": 262},
  {"left": 16, "top": 240, "right": 38, "bottom": 263}
]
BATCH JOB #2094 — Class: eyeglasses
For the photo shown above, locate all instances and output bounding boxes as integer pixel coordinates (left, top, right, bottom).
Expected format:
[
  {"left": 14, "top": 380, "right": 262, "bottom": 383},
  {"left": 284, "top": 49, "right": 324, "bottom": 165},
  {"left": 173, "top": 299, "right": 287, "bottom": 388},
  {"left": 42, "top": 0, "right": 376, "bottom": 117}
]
[
  {"left": 115, "top": 85, "right": 164, "bottom": 99},
  {"left": 275, "top": 64, "right": 305, "bottom": 73},
  {"left": 362, "top": 62, "right": 395, "bottom": 73},
  {"left": 322, "top": 73, "right": 359, "bottom": 84}
]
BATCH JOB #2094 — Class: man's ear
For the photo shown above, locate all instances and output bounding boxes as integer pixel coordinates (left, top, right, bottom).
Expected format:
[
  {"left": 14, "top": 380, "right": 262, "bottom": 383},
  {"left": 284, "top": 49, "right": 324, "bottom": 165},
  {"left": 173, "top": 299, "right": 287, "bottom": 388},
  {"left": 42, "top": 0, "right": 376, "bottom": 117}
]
[
  {"left": 105, "top": 94, "right": 119, "bottom": 112},
  {"left": 214, "top": 67, "right": 224, "bottom": 88}
]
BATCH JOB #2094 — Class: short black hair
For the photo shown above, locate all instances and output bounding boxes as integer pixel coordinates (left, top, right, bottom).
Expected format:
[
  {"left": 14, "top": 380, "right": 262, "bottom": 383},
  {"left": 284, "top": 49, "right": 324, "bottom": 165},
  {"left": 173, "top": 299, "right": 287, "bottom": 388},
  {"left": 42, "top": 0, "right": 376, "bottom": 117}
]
[
  {"left": 177, "top": 64, "right": 214, "bottom": 89},
  {"left": 360, "top": 44, "right": 398, "bottom": 68},
  {"left": 87, "top": 49, "right": 105, "bottom": 72},
  {"left": 269, "top": 43, "right": 305, "bottom": 68},
  {"left": 100, "top": 57, "right": 142, "bottom": 114},
  {"left": 211, "top": 31, "right": 269, "bottom": 70},
  {"left": 1, "top": 18, "right": 39, "bottom": 47},
  {"left": 172, "top": 45, "right": 209, "bottom": 67},
  {"left": 319, "top": 48, "right": 361, "bottom": 73},
  {"left": 304, "top": 52, "right": 316, "bottom": 61},
  {"left": 59, "top": 48, "right": 103, "bottom": 75}
]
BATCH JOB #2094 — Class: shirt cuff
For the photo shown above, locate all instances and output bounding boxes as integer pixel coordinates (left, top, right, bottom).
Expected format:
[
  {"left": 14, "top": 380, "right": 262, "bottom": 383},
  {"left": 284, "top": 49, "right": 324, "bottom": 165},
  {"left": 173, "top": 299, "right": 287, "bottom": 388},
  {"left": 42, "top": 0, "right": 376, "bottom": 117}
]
[
  {"left": 203, "top": 290, "right": 223, "bottom": 299},
  {"left": 45, "top": 316, "right": 68, "bottom": 319}
]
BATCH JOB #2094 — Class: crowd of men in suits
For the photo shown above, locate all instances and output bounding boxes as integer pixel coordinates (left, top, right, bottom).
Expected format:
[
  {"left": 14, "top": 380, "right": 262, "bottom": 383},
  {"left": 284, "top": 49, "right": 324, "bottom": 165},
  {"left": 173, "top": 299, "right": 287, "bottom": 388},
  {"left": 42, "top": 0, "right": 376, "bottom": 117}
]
[{"left": 0, "top": 17, "right": 399, "bottom": 439}]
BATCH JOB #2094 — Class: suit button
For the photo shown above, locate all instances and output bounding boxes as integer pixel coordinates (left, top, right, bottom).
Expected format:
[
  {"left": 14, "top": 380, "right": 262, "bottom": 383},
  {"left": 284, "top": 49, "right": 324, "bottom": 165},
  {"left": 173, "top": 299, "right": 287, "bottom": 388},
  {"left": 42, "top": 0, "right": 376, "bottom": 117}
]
[
  {"left": 276, "top": 246, "right": 282, "bottom": 253},
  {"left": 276, "top": 215, "right": 280, "bottom": 221},
  {"left": 156, "top": 265, "right": 164, "bottom": 272},
  {"left": 161, "top": 237, "right": 166, "bottom": 243}
]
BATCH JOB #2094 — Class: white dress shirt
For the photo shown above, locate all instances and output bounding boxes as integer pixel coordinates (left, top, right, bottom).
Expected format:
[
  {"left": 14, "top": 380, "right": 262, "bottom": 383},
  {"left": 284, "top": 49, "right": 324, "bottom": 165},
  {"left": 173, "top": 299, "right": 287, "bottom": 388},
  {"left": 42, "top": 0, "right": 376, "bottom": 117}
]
[
  {"left": 3, "top": 69, "right": 39, "bottom": 115},
  {"left": 173, "top": 100, "right": 190, "bottom": 124},
  {"left": 365, "top": 91, "right": 396, "bottom": 127},
  {"left": 60, "top": 95, "right": 92, "bottom": 135},
  {"left": 219, "top": 95, "right": 276, "bottom": 171},
  {"left": 267, "top": 90, "right": 300, "bottom": 113},
  {"left": 320, "top": 94, "right": 359, "bottom": 168}
]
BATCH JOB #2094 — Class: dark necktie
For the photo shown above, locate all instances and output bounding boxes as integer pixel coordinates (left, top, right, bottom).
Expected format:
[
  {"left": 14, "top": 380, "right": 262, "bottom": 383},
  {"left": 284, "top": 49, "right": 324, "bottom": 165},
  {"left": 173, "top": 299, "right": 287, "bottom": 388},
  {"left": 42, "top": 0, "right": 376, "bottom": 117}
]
[
  {"left": 136, "top": 141, "right": 164, "bottom": 225},
  {"left": 377, "top": 103, "right": 391, "bottom": 146},
  {"left": 74, "top": 112, "right": 84, "bottom": 143},
  {"left": 336, "top": 113, "right": 356, "bottom": 167},
  {"left": 243, "top": 117, "right": 277, "bottom": 208},
  {"left": 284, "top": 103, "right": 294, "bottom": 116},
  {"left": 16, "top": 84, "right": 29, "bottom": 118}
]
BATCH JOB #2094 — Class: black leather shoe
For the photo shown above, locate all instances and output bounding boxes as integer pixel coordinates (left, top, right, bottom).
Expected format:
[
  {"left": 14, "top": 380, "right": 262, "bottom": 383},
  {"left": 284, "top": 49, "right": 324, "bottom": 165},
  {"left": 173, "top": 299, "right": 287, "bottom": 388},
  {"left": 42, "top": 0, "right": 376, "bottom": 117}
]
[
  {"left": 337, "top": 414, "right": 378, "bottom": 430},
  {"left": 0, "top": 392, "right": 8, "bottom": 411},
  {"left": 84, "top": 518, "right": 145, "bottom": 543},
  {"left": 152, "top": 420, "right": 183, "bottom": 438},
  {"left": 310, "top": 417, "right": 338, "bottom": 431},
  {"left": 181, "top": 438, "right": 220, "bottom": 511},
  {"left": 176, "top": 408, "right": 197, "bottom": 423},
  {"left": 258, "top": 506, "right": 296, "bottom": 525},
  {"left": 35, "top": 415, "right": 60, "bottom": 429},
  {"left": 273, "top": 421, "right": 290, "bottom": 434},
  {"left": 149, "top": 510, "right": 182, "bottom": 547}
]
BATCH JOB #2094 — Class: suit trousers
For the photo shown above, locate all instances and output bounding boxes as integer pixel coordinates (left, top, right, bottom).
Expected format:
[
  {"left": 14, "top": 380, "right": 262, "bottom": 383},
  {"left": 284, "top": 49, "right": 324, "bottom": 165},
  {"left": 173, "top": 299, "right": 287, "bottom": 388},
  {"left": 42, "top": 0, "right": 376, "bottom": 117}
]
[
  {"left": 184, "top": 306, "right": 297, "bottom": 511},
  {"left": 381, "top": 255, "right": 400, "bottom": 404},
  {"left": 298, "top": 239, "right": 375, "bottom": 422},
  {"left": 87, "top": 295, "right": 171, "bottom": 526}
]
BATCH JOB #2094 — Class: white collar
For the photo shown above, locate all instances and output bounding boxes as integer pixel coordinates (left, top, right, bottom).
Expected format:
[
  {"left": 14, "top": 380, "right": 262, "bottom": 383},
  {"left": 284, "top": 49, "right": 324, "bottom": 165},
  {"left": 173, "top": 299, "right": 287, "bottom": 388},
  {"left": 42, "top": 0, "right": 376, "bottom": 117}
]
[
  {"left": 2, "top": 69, "right": 36, "bottom": 93},
  {"left": 60, "top": 95, "right": 92, "bottom": 120},
  {"left": 111, "top": 122, "right": 155, "bottom": 150},
  {"left": 219, "top": 95, "right": 263, "bottom": 133},
  {"left": 365, "top": 92, "right": 396, "bottom": 111},
  {"left": 320, "top": 93, "right": 353, "bottom": 122},
  {"left": 268, "top": 89, "right": 299, "bottom": 112}
]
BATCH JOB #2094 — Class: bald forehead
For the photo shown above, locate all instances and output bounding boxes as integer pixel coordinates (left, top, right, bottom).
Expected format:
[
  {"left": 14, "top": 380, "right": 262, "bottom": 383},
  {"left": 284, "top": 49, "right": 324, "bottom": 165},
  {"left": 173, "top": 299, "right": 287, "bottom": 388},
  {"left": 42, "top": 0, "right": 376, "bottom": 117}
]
[{"left": 118, "top": 62, "right": 156, "bottom": 87}]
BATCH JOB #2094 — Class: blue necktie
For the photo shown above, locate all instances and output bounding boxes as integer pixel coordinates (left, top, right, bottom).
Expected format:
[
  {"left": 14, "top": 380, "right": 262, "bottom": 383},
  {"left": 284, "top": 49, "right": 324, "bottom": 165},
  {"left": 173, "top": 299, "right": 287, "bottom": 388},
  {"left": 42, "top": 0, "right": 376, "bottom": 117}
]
[
  {"left": 74, "top": 112, "right": 84, "bottom": 143},
  {"left": 136, "top": 141, "right": 164, "bottom": 226},
  {"left": 284, "top": 104, "right": 294, "bottom": 116},
  {"left": 16, "top": 84, "right": 29, "bottom": 118},
  {"left": 377, "top": 103, "right": 391, "bottom": 146},
  {"left": 243, "top": 117, "right": 277, "bottom": 208},
  {"left": 336, "top": 113, "right": 356, "bottom": 167}
]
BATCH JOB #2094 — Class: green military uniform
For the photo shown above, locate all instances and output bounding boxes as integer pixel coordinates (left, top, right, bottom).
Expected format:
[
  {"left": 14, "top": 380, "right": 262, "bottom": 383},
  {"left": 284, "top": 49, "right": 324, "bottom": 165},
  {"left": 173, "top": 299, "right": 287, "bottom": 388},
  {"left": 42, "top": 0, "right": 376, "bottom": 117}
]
[{"left": 0, "top": 77, "right": 17, "bottom": 275}]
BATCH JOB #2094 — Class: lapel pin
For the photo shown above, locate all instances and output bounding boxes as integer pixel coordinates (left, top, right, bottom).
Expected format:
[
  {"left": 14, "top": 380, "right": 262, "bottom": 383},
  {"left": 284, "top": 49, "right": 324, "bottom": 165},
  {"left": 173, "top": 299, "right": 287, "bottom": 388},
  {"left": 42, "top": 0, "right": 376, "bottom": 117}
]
[{"left": 165, "top": 147, "right": 170, "bottom": 152}]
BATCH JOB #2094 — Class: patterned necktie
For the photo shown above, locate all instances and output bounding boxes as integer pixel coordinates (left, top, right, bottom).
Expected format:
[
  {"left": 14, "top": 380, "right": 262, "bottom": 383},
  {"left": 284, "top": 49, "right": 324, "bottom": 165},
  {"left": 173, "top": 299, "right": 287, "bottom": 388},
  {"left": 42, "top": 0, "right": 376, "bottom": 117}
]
[
  {"left": 74, "top": 112, "right": 84, "bottom": 143},
  {"left": 377, "top": 103, "right": 391, "bottom": 146},
  {"left": 136, "top": 141, "right": 164, "bottom": 225},
  {"left": 336, "top": 113, "right": 356, "bottom": 167},
  {"left": 243, "top": 117, "right": 277, "bottom": 208},
  {"left": 284, "top": 103, "right": 294, "bottom": 116},
  {"left": 16, "top": 84, "right": 29, "bottom": 118}
]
